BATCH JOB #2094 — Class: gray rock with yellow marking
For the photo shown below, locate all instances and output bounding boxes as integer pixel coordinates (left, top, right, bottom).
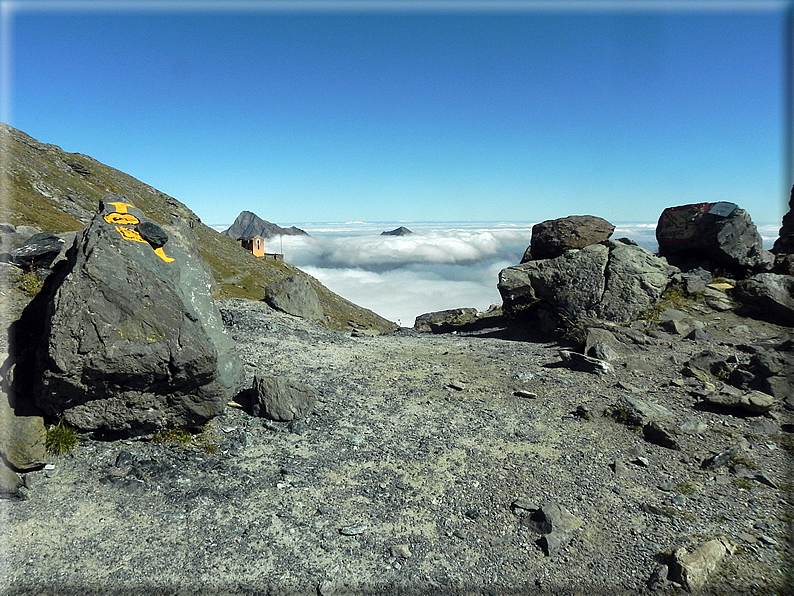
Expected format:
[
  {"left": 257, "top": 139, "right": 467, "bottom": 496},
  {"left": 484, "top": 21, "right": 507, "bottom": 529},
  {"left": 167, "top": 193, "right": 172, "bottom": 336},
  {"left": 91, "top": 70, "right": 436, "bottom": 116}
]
[{"left": 31, "top": 195, "right": 243, "bottom": 437}]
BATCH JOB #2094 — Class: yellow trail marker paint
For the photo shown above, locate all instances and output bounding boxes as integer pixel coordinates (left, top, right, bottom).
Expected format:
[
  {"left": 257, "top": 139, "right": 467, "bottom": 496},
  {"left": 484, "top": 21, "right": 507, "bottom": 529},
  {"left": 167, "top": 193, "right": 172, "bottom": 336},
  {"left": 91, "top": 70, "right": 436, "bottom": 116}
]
[
  {"left": 154, "top": 247, "right": 176, "bottom": 263},
  {"left": 107, "top": 202, "right": 132, "bottom": 214},
  {"left": 115, "top": 226, "right": 148, "bottom": 244},
  {"left": 104, "top": 213, "right": 140, "bottom": 226},
  {"left": 106, "top": 202, "right": 176, "bottom": 263}
]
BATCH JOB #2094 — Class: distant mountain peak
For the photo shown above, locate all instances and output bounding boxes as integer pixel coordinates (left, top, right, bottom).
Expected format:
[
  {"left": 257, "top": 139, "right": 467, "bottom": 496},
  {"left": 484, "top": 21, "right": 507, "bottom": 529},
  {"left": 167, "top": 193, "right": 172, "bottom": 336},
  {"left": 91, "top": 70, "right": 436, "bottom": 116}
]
[
  {"left": 381, "top": 226, "right": 413, "bottom": 236},
  {"left": 223, "top": 211, "right": 309, "bottom": 239}
]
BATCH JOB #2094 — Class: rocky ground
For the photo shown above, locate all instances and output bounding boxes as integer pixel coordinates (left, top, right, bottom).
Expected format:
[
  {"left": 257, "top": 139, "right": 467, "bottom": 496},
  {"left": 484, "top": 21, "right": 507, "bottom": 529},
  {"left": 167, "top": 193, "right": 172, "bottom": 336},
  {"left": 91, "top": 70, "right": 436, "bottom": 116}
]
[{"left": 2, "top": 298, "right": 793, "bottom": 595}]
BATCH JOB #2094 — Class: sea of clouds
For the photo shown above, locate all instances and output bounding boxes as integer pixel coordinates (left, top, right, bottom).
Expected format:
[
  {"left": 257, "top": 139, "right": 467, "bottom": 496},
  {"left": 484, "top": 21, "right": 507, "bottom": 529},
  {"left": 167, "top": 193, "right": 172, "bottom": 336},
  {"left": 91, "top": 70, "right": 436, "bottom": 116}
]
[{"left": 213, "top": 221, "right": 780, "bottom": 326}]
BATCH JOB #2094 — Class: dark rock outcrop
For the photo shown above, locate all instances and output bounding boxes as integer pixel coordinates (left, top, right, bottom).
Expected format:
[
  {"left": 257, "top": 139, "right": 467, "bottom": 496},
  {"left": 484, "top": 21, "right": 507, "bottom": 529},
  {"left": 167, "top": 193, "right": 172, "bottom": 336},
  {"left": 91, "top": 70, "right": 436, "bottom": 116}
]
[
  {"left": 29, "top": 196, "right": 243, "bottom": 437},
  {"left": 733, "top": 273, "right": 794, "bottom": 326},
  {"left": 223, "top": 211, "right": 307, "bottom": 240},
  {"left": 499, "top": 240, "right": 676, "bottom": 323},
  {"left": 264, "top": 276, "right": 323, "bottom": 321},
  {"left": 656, "top": 202, "right": 773, "bottom": 275},
  {"left": 381, "top": 226, "right": 413, "bottom": 236},
  {"left": 772, "top": 184, "right": 794, "bottom": 255},
  {"left": 8, "top": 233, "right": 65, "bottom": 269},
  {"left": 522, "top": 215, "right": 615, "bottom": 262}
]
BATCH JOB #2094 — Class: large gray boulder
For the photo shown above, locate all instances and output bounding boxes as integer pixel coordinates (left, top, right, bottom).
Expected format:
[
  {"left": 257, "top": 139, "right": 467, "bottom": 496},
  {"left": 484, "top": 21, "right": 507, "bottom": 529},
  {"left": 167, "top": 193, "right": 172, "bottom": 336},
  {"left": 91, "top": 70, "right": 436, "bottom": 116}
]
[
  {"left": 32, "top": 196, "right": 243, "bottom": 436},
  {"left": 522, "top": 215, "right": 615, "bottom": 262},
  {"left": 656, "top": 202, "right": 773, "bottom": 275},
  {"left": 733, "top": 273, "right": 794, "bottom": 327},
  {"left": 499, "top": 240, "right": 676, "bottom": 323},
  {"left": 265, "top": 276, "right": 323, "bottom": 321}
]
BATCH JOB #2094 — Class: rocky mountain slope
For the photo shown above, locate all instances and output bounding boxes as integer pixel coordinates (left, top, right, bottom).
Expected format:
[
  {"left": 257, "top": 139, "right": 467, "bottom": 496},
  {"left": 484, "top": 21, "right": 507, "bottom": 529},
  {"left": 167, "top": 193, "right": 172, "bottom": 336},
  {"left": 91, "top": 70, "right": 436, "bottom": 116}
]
[
  {"left": 0, "top": 123, "right": 395, "bottom": 333},
  {"left": 223, "top": 210, "right": 308, "bottom": 240}
]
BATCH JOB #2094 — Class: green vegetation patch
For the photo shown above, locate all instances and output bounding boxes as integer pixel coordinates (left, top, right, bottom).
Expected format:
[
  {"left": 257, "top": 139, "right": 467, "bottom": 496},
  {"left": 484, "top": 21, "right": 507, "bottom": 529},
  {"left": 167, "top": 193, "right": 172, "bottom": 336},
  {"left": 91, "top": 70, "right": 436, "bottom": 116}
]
[
  {"left": 45, "top": 421, "right": 79, "bottom": 454},
  {"left": 18, "top": 270, "right": 44, "bottom": 297},
  {"left": 153, "top": 428, "right": 193, "bottom": 445}
]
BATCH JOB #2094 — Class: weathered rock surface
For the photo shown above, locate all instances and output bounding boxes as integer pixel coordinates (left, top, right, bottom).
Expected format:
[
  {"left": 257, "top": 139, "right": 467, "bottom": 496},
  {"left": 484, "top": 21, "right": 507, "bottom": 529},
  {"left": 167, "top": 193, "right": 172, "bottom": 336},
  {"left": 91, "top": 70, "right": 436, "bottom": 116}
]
[
  {"left": 733, "top": 273, "right": 794, "bottom": 326},
  {"left": 499, "top": 240, "right": 676, "bottom": 322},
  {"left": 8, "top": 232, "right": 65, "bottom": 269},
  {"left": 523, "top": 502, "right": 583, "bottom": 556},
  {"left": 656, "top": 202, "right": 773, "bottom": 275},
  {"left": 29, "top": 196, "right": 243, "bottom": 436},
  {"left": 611, "top": 395, "right": 673, "bottom": 426},
  {"left": 264, "top": 275, "right": 324, "bottom": 321},
  {"left": 0, "top": 460, "right": 24, "bottom": 500},
  {"left": 701, "top": 389, "right": 776, "bottom": 415},
  {"left": 558, "top": 349, "right": 613, "bottom": 375},
  {"left": 669, "top": 536, "right": 737, "bottom": 593},
  {"left": 642, "top": 421, "right": 681, "bottom": 450},
  {"left": 0, "top": 391, "right": 47, "bottom": 471},
  {"left": 584, "top": 327, "right": 630, "bottom": 361},
  {"left": 413, "top": 308, "right": 478, "bottom": 331},
  {"left": 521, "top": 215, "right": 615, "bottom": 262},
  {"left": 0, "top": 223, "right": 41, "bottom": 255},
  {"left": 240, "top": 375, "right": 316, "bottom": 422}
]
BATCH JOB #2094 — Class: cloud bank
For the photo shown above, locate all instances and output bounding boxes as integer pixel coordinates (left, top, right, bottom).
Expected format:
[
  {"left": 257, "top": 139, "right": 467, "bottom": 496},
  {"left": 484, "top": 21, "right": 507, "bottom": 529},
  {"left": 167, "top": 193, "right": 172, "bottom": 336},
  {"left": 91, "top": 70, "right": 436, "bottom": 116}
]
[{"left": 213, "top": 220, "right": 779, "bottom": 326}]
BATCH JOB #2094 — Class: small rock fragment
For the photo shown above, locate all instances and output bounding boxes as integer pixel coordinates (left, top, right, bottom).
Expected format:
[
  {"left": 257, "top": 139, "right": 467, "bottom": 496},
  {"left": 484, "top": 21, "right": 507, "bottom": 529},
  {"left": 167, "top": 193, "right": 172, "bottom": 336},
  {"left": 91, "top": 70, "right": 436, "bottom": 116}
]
[
  {"left": 611, "top": 459, "right": 631, "bottom": 477},
  {"left": 339, "top": 523, "right": 368, "bottom": 536},
  {"left": 514, "top": 390, "right": 538, "bottom": 399},
  {"left": 523, "top": 502, "right": 583, "bottom": 556},
  {"left": 558, "top": 349, "right": 613, "bottom": 375},
  {"left": 643, "top": 422, "right": 681, "bottom": 450},
  {"left": 318, "top": 579, "right": 336, "bottom": 596},
  {"left": 754, "top": 472, "right": 778, "bottom": 489},
  {"left": 390, "top": 544, "right": 411, "bottom": 558},
  {"left": 511, "top": 498, "right": 535, "bottom": 516},
  {"left": 701, "top": 444, "right": 743, "bottom": 471}
]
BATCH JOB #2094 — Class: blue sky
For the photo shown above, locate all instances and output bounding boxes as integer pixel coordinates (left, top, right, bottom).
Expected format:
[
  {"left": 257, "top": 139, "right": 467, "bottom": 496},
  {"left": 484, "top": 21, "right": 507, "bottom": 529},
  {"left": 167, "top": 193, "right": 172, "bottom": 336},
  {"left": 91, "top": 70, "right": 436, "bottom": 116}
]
[{"left": 4, "top": 0, "right": 790, "bottom": 226}]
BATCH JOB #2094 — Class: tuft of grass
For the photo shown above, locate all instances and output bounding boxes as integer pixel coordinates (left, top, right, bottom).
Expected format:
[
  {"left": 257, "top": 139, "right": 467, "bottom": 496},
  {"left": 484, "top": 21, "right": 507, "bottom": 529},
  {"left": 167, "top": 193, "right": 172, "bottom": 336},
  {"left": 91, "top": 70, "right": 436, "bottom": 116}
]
[
  {"left": 153, "top": 428, "right": 192, "bottom": 445},
  {"left": 45, "top": 421, "right": 79, "bottom": 454},
  {"left": 18, "top": 270, "right": 44, "bottom": 297},
  {"left": 676, "top": 482, "right": 697, "bottom": 496},
  {"left": 733, "top": 478, "right": 754, "bottom": 490},
  {"left": 153, "top": 426, "right": 219, "bottom": 453},
  {"left": 729, "top": 455, "right": 759, "bottom": 470},
  {"left": 661, "top": 283, "right": 687, "bottom": 305}
]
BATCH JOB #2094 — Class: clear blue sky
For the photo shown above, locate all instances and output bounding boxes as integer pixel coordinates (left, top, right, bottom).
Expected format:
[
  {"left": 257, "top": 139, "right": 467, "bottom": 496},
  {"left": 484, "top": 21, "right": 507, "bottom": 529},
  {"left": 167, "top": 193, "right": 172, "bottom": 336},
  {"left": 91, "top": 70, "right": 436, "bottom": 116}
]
[{"left": 4, "top": 1, "right": 790, "bottom": 226}]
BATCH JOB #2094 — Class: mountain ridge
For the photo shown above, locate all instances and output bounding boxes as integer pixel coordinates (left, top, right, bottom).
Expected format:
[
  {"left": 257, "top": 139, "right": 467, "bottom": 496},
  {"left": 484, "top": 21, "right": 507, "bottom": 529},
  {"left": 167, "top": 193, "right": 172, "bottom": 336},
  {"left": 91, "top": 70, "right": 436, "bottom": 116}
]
[{"left": 0, "top": 123, "right": 396, "bottom": 333}]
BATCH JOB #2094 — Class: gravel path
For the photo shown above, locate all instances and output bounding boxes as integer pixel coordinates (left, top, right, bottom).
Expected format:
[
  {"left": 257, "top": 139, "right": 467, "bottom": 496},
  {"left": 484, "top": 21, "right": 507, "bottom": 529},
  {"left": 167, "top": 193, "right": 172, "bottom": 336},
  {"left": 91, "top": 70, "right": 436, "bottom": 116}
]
[{"left": 3, "top": 299, "right": 792, "bottom": 595}]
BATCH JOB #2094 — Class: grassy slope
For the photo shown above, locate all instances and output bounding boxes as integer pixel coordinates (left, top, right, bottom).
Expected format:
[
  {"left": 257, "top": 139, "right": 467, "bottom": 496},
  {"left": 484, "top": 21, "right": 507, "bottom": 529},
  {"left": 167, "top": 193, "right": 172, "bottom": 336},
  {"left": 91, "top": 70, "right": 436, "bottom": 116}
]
[{"left": 0, "top": 123, "right": 397, "bottom": 333}]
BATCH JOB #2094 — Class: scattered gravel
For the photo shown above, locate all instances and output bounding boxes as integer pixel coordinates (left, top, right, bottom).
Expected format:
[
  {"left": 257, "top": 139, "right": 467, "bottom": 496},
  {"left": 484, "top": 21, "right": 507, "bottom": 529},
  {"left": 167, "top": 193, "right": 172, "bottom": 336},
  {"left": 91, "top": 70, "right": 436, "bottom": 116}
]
[{"left": 3, "top": 299, "right": 793, "bottom": 595}]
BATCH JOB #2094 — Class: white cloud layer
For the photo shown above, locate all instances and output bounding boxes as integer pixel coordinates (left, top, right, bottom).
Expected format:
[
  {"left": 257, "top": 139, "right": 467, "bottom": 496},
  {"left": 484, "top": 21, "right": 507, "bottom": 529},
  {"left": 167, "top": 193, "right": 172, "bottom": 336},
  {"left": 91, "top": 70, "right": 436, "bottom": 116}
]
[{"left": 214, "top": 221, "right": 780, "bottom": 326}]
